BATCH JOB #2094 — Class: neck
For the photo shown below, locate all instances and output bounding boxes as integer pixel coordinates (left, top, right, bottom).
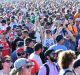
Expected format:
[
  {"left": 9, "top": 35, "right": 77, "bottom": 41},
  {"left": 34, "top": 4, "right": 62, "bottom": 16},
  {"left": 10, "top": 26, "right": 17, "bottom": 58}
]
[
  {"left": 57, "top": 42, "right": 62, "bottom": 45},
  {"left": 35, "top": 52, "right": 39, "bottom": 55},
  {"left": 49, "top": 60, "right": 53, "bottom": 64},
  {"left": 3, "top": 67, "right": 10, "bottom": 74}
]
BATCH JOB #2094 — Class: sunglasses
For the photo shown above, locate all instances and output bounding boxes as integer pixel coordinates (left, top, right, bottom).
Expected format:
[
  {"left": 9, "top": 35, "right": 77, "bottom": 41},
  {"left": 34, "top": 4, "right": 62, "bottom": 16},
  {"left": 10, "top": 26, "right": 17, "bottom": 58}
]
[
  {"left": 26, "top": 62, "right": 34, "bottom": 68},
  {"left": 17, "top": 52, "right": 26, "bottom": 56},
  {"left": 5, "top": 60, "right": 11, "bottom": 63}
]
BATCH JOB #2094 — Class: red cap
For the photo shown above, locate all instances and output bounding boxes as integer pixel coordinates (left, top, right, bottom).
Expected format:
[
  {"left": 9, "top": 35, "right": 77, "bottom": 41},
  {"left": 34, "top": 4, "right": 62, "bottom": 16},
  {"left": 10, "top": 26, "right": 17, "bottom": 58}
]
[{"left": 16, "top": 47, "right": 24, "bottom": 53}]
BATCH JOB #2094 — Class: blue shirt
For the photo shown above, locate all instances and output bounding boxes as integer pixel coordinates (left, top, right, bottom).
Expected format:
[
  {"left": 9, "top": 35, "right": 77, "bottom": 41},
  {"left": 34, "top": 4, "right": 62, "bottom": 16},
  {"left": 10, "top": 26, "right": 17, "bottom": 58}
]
[
  {"left": 11, "top": 50, "right": 17, "bottom": 62},
  {"left": 48, "top": 44, "right": 67, "bottom": 51}
]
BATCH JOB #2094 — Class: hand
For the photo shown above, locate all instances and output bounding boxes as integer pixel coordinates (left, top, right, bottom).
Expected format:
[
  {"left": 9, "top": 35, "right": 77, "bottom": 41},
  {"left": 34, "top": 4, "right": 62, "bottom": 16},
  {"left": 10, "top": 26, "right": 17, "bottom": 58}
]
[{"left": 57, "top": 27, "right": 63, "bottom": 33}]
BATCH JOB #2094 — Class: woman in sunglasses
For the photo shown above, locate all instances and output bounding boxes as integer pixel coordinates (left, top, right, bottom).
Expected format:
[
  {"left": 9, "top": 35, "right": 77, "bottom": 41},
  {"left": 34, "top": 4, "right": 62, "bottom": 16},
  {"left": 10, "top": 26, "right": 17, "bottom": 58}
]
[
  {"left": 0, "top": 55, "right": 12, "bottom": 75},
  {"left": 10, "top": 58, "right": 34, "bottom": 75}
]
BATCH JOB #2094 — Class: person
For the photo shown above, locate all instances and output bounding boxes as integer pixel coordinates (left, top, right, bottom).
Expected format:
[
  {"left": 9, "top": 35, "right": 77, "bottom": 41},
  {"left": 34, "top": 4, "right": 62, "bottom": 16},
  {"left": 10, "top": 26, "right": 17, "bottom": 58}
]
[
  {"left": 25, "top": 38, "right": 34, "bottom": 55},
  {"left": 43, "top": 29, "right": 54, "bottom": 48},
  {"left": 58, "top": 50, "right": 76, "bottom": 75},
  {"left": 0, "top": 19, "right": 7, "bottom": 31},
  {"left": 0, "top": 32, "right": 10, "bottom": 57},
  {"left": 29, "top": 43, "right": 43, "bottom": 67},
  {"left": 6, "top": 26, "right": 14, "bottom": 43},
  {"left": 11, "top": 41, "right": 24, "bottom": 62},
  {"left": 10, "top": 58, "right": 34, "bottom": 75},
  {"left": 0, "top": 55, "right": 12, "bottom": 75},
  {"left": 65, "top": 10, "right": 73, "bottom": 20},
  {"left": 26, "top": 17, "right": 33, "bottom": 31},
  {"left": 73, "top": 59, "right": 80, "bottom": 75},
  {"left": 67, "top": 17, "right": 78, "bottom": 37},
  {"left": 74, "top": 9, "right": 80, "bottom": 21},
  {"left": 38, "top": 49, "right": 59, "bottom": 75},
  {"left": 9, "top": 16, "right": 17, "bottom": 29},
  {"left": 22, "top": 30, "right": 29, "bottom": 39},
  {"left": 48, "top": 35, "right": 67, "bottom": 51},
  {"left": 12, "top": 28, "right": 23, "bottom": 52},
  {"left": 16, "top": 47, "right": 26, "bottom": 59},
  {"left": 0, "top": 44, "right": 3, "bottom": 70}
]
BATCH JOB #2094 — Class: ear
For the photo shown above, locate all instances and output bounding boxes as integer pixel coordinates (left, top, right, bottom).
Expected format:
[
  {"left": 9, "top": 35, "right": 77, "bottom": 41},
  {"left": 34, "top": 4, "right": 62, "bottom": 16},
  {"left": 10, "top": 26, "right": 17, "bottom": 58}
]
[
  {"left": 22, "top": 66, "right": 25, "bottom": 69},
  {"left": 2, "top": 63, "right": 4, "bottom": 66},
  {"left": 46, "top": 56, "right": 49, "bottom": 59}
]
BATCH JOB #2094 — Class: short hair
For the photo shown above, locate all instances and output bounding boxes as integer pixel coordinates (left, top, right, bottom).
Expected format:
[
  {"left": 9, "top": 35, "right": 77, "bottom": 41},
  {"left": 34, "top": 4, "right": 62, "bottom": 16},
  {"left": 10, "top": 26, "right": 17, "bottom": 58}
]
[
  {"left": 34, "top": 43, "right": 42, "bottom": 51},
  {"left": 1, "top": 19, "right": 6, "bottom": 23},
  {"left": 22, "top": 30, "right": 28, "bottom": 35},
  {"left": 27, "top": 17, "right": 30, "bottom": 20},
  {"left": 73, "top": 59, "right": 80, "bottom": 69},
  {"left": 58, "top": 50, "right": 76, "bottom": 69},
  {"left": 56, "top": 35, "right": 64, "bottom": 43}
]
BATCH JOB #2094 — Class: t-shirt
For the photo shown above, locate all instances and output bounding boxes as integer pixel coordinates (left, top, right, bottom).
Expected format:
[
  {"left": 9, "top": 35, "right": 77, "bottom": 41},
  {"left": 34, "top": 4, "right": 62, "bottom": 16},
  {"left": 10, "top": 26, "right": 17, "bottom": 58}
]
[
  {"left": 48, "top": 44, "right": 67, "bottom": 51},
  {"left": 29, "top": 53, "right": 43, "bottom": 67},
  {"left": 68, "top": 24, "right": 78, "bottom": 36},
  {"left": 0, "top": 70, "right": 9, "bottom": 75},
  {"left": 43, "top": 38, "right": 54, "bottom": 48},
  {"left": 38, "top": 60, "right": 59, "bottom": 75},
  {"left": 0, "top": 25, "right": 7, "bottom": 31},
  {"left": 12, "top": 37, "right": 24, "bottom": 52},
  {"left": 26, "top": 47, "right": 34, "bottom": 55},
  {"left": 0, "top": 39, "right": 10, "bottom": 57}
]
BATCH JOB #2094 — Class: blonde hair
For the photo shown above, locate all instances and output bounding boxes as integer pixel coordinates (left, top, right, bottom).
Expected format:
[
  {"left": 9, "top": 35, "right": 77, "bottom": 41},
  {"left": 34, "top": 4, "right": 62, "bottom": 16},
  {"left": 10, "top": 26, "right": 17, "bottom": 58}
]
[{"left": 10, "top": 68, "right": 21, "bottom": 75}]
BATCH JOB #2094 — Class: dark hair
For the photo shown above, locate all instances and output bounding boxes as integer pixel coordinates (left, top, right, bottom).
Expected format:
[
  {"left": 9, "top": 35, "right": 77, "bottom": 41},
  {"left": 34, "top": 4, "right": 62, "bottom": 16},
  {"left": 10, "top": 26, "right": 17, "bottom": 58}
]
[
  {"left": 1, "top": 19, "right": 6, "bottom": 23},
  {"left": 45, "top": 50, "right": 54, "bottom": 56},
  {"left": 0, "top": 58, "right": 3, "bottom": 70},
  {"left": 58, "top": 50, "right": 76, "bottom": 69},
  {"left": 25, "top": 38, "right": 33, "bottom": 46},
  {"left": 73, "top": 59, "right": 80, "bottom": 69},
  {"left": 56, "top": 35, "right": 63, "bottom": 43},
  {"left": 22, "top": 30, "right": 28, "bottom": 35},
  {"left": 27, "top": 17, "right": 30, "bottom": 20},
  {"left": 34, "top": 43, "right": 42, "bottom": 51},
  {"left": 6, "top": 26, "right": 11, "bottom": 32}
]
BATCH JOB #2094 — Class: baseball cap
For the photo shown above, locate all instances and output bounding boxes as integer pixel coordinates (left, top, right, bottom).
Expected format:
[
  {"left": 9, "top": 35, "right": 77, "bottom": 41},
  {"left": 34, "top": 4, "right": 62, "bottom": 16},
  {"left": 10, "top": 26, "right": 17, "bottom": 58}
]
[
  {"left": 14, "top": 58, "right": 34, "bottom": 70},
  {"left": 44, "top": 49, "right": 55, "bottom": 57},
  {"left": 17, "top": 41, "right": 24, "bottom": 47},
  {"left": 25, "top": 38, "right": 33, "bottom": 45},
  {"left": 56, "top": 35, "right": 64, "bottom": 43},
  {"left": 16, "top": 47, "right": 24, "bottom": 53}
]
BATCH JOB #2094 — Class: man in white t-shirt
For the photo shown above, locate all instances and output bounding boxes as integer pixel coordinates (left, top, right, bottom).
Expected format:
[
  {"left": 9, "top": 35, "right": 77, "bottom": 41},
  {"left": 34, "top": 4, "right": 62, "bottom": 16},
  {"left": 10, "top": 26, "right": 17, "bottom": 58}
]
[
  {"left": 29, "top": 43, "right": 43, "bottom": 67},
  {"left": 0, "top": 20, "right": 7, "bottom": 31}
]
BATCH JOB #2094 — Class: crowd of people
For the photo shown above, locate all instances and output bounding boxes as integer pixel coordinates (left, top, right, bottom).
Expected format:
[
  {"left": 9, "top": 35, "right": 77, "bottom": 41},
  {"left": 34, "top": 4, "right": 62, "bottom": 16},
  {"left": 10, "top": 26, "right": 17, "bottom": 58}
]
[{"left": 0, "top": 0, "right": 80, "bottom": 75}]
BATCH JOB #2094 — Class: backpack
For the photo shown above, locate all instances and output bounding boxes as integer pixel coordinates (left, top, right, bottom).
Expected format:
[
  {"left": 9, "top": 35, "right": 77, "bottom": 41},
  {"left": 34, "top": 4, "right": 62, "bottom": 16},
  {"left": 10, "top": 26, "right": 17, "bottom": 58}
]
[
  {"left": 37, "top": 63, "right": 59, "bottom": 75},
  {"left": 44, "top": 64, "right": 50, "bottom": 75},
  {"left": 63, "top": 70, "right": 76, "bottom": 75},
  {"left": 36, "top": 64, "right": 49, "bottom": 75}
]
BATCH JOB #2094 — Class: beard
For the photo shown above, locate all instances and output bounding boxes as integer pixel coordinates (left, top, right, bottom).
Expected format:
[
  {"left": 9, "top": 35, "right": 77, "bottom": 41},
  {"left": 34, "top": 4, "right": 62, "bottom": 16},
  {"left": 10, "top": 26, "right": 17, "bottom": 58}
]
[{"left": 49, "top": 56, "right": 57, "bottom": 62}]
